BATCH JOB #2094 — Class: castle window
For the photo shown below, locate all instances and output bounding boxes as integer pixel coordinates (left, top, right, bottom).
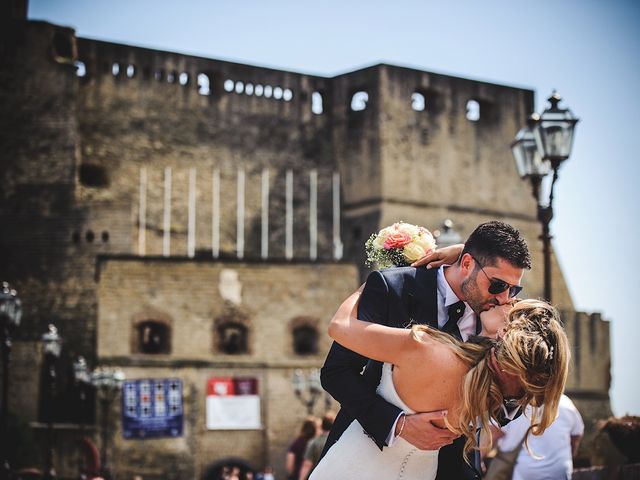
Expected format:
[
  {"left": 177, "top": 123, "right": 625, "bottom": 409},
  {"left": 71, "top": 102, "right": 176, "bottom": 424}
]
[
  {"left": 79, "top": 164, "right": 109, "bottom": 188},
  {"left": 312, "top": 92, "right": 323, "bottom": 115},
  {"left": 411, "top": 92, "right": 426, "bottom": 112},
  {"left": 235, "top": 81, "right": 245, "bottom": 94},
  {"left": 197, "top": 73, "right": 211, "bottom": 95},
  {"left": 283, "top": 88, "right": 293, "bottom": 101},
  {"left": 255, "top": 84, "right": 264, "bottom": 97},
  {"left": 75, "top": 61, "right": 86, "bottom": 78},
  {"left": 112, "top": 63, "right": 121, "bottom": 77},
  {"left": 264, "top": 85, "right": 273, "bottom": 98},
  {"left": 245, "top": 83, "right": 254, "bottom": 95},
  {"left": 52, "top": 30, "right": 74, "bottom": 63},
  {"left": 217, "top": 322, "right": 248, "bottom": 355},
  {"left": 126, "top": 64, "right": 136, "bottom": 78},
  {"left": 167, "top": 71, "right": 177, "bottom": 83},
  {"left": 135, "top": 320, "right": 171, "bottom": 354},
  {"left": 350, "top": 91, "right": 368, "bottom": 111},
  {"left": 293, "top": 326, "right": 318, "bottom": 355},
  {"left": 273, "top": 87, "right": 283, "bottom": 100},
  {"left": 224, "top": 79, "right": 234, "bottom": 92},
  {"left": 466, "top": 99, "right": 480, "bottom": 121},
  {"left": 179, "top": 72, "right": 189, "bottom": 86}
]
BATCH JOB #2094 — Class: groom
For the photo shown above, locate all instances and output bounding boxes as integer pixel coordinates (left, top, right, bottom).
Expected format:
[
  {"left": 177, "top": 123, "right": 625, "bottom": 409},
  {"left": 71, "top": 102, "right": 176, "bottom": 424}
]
[{"left": 320, "top": 220, "right": 532, "bottom": 480}]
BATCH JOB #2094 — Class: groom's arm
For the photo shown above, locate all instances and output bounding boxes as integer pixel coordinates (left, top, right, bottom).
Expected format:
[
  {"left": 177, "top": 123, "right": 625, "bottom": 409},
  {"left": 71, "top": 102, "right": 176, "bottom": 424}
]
[{"left": 320, "top": 270, "right": 402, "bottom": 450}]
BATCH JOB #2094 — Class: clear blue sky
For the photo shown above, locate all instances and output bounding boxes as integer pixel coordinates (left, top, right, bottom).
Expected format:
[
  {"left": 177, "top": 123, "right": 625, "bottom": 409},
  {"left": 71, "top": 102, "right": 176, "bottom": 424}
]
[{"left": 29, "top": 0, "right": 640, "bottom": 415}]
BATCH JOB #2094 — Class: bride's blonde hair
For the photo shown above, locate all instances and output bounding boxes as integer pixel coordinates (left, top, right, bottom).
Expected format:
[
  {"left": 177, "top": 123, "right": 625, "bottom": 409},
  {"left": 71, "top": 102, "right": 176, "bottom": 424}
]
[{"left": 412, "top": 299, "right": 570, "bottom": 459}]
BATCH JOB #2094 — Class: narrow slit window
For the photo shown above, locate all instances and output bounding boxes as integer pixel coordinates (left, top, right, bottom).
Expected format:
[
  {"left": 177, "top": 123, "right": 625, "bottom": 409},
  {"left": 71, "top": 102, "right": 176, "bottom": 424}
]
[{"left": 312, "top": 91, "right": 323, "bottom": 115}]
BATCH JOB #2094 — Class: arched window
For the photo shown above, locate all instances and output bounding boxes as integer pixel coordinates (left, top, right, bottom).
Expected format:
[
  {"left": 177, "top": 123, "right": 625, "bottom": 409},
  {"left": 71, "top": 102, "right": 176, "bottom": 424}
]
[
  {"left": 292, "top": 325, "right": 318, "bottom": 355},
  {"left": 197, "top": 73, "right": 211, "bottom": 96},
  {"left": 350, "top": 91, "right": 368, "bottom": 112},
  {"left": 217, "top": 322, "right": 248, "bottom": 355},
  {"left": 312, "top": 91, "right": 323, "bottom": 115},
  {"left": 411, "top": 92, "right": 426, "bottom": 112},
  {"left": 466, "top": 99, "right": 480, "bottom": 121},
  {"left": 135, "top": 320, "right": 171, "bottom": 354}
]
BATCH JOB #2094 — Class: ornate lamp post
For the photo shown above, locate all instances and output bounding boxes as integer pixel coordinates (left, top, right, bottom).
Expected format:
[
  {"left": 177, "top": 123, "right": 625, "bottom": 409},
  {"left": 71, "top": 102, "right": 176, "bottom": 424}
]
[
  {"left": 42, "top": 324, "right": 62, "bottom": 480},
  {"left": 91, "top": 366, "right": 125, "bottom": 480},
  {"left": 434, "top": 219, "right": 462, "bottom": 249},
  {"left": 0, "top": 282, "right": 22, "bottom": 480},
  {"left": 292, "top": 369, "right": 323, "bottom": 414},
  {"left": 73, "top": 357, "right": 92, "bottom": 480},
  {"left": 511, "top": 92, "right": 578, "bottom": 302}
]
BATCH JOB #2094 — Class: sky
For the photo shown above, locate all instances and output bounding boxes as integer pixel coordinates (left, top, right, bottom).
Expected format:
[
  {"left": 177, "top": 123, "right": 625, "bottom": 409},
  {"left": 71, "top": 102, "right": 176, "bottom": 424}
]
[{"left": 28, "top": 0, "right": 640, "bottom": 415}]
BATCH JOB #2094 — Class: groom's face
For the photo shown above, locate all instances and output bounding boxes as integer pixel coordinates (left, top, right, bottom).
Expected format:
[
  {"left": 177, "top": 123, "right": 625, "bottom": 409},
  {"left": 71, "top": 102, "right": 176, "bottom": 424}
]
[{"left": 460, "top": 255, "right": 524, "bottom": 314}]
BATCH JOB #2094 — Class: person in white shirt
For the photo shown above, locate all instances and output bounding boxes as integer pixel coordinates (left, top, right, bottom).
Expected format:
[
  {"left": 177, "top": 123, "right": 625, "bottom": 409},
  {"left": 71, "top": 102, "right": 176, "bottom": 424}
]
[{"left": 495, "top": 394, "right": 584, "bottom": 480}]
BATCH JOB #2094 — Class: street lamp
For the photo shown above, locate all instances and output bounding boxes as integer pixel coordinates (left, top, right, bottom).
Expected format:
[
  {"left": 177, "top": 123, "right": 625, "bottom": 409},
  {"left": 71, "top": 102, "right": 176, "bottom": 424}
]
[
  {"left": 42, "top": 324, "right": 62, "bottom": 480},
  {"left": 91, "top": 366, "right": 125, "bottom": 480},
  {"left": 292, "top": 369, "right": 323, "bottom": 414},
  {"left": 73, "top": 357, "right": 92, "bottom": 480},
  {"left": 0, "top": 282, "right": 22, "bottom": 480},
  {"left": 433, "top": 219, "right": 462, "bottom": 249},
  {"left": 511, "top": 91, "right": 578, "bottom": 302}
]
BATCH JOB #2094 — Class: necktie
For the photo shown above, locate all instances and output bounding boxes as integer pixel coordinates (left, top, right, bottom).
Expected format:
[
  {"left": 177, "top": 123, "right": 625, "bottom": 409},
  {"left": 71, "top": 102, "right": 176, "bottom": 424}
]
[{"left": 443, "top": 300, "right": 465, "bottom": 340}]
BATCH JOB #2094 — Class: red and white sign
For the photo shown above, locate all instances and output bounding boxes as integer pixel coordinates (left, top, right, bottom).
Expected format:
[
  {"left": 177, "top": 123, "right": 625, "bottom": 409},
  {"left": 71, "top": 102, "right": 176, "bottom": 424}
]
[{"left": 206, "top": 377, "right": 261, "bottom": 430}]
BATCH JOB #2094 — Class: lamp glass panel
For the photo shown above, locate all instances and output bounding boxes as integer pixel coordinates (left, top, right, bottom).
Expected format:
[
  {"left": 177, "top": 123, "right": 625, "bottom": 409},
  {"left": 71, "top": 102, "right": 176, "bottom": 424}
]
[{"left": 534, "top": 109, "right": 577, "bottom": 161}]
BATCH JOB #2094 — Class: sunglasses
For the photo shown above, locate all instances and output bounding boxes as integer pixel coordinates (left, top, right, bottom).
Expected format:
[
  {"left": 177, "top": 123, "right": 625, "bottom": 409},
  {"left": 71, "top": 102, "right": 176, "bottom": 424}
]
[{"left": 470, "top": 255, "right": 523, "bottom": 298}]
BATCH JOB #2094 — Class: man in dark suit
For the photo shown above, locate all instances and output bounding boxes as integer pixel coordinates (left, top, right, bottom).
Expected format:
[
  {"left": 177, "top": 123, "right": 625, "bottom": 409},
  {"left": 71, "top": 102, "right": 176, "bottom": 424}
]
[{"left": 320, "top": 221, "right": 532, "bottom": 480}]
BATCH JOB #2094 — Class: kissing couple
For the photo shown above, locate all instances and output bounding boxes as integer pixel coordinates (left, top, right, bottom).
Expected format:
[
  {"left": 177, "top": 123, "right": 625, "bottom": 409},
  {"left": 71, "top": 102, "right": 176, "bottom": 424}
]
[{"left": 309, "top": 221, "right": 570, "bottom": 480}]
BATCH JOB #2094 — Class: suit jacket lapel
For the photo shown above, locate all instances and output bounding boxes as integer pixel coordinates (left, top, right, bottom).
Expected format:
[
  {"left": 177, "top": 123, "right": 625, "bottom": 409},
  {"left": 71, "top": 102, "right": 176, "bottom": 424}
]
[{"left": 414, "top": 267, "right": 439, "bottom": 329}]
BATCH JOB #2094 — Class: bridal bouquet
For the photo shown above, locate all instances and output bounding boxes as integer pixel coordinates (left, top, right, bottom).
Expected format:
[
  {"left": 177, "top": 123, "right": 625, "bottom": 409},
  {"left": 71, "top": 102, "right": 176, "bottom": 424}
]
[{"left": 365, "top": 222, "right": 437, "bottom": 269}]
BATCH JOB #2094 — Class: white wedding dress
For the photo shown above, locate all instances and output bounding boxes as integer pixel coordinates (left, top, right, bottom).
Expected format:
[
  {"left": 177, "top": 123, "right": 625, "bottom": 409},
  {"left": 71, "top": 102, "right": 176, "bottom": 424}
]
[{"left": 310, "top": 362, "right": 439, "bottom": 480}]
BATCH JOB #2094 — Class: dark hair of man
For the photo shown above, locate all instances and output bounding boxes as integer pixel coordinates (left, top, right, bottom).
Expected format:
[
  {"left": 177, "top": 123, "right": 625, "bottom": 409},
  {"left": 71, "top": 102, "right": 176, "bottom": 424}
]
[{"left": 459, "top": 221, "right": 531, "bottom": 269}]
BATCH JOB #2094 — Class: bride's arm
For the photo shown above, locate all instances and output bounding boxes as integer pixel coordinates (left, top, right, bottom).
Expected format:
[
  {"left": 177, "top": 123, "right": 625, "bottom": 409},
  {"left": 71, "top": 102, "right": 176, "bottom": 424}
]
[{"left": 328, "top": 288, "right": 421, "bottom": 366}]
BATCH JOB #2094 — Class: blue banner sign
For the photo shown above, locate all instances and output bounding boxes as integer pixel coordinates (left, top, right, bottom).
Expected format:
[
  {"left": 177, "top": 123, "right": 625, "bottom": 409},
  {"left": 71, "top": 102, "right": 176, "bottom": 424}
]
[{"left": 122, "top": 378, "right": 183, "bottom": 439}]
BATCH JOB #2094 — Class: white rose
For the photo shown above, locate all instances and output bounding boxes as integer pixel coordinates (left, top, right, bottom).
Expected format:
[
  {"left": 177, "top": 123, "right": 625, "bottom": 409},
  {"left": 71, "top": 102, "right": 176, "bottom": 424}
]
[
  {"left": 413, "top": 232, "right": 436, "bottom": 252},
  {"left": 403, "top": 243, "right": 426, "bottom": 262}
]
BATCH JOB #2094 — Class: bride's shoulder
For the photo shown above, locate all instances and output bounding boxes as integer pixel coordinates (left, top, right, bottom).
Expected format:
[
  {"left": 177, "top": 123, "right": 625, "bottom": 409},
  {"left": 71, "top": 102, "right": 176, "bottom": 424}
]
[{"left": 412, "top": 332, "right": 468, "bottom": 373}]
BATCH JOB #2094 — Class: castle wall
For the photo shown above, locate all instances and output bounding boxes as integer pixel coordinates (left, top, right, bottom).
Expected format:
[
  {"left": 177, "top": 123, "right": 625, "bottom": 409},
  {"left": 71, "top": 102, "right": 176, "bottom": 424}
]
[
  {"left": 0, "top": 16, "right": 614, "bottom": 476},
  {"left": 96, "top": 258, "right": 357, "bottom": 480}
]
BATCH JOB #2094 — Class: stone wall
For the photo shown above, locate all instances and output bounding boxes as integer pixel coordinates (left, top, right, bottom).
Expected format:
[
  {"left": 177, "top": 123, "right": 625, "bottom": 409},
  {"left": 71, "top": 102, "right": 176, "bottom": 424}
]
[
  {"left": 96, "top": 258, "right": 357, "bottom": 479},
  {"left": 0, "top": 14, "right": 614, "bottom": 478}
]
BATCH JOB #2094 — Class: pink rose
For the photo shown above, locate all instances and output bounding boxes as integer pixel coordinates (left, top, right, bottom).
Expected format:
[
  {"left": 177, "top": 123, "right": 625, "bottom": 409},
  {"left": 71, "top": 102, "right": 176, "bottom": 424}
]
[{"left": 383, "top": 231, "right": 412, "bottom": 249}]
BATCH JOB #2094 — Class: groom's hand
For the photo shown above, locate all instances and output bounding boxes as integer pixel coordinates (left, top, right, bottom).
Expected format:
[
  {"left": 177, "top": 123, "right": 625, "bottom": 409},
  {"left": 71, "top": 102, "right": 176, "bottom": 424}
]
[
  {"left": 411, "top": 244, "right": 464, "bottom": 269},
  {"left": 398, "top": 411, "right": 458, "bottom": 450}
]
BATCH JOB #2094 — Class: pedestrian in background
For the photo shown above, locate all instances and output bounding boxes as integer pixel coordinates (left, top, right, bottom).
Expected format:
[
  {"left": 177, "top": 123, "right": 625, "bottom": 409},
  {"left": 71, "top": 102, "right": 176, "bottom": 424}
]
[
  {"left": 486, "top": 394, "right": 584, "bottom": 480},
  {"left": 286, "top": 417, "right": 318, "bottom": 480},
  {"left": 299, "top": 412, "right": 336, "bottom": 480}
]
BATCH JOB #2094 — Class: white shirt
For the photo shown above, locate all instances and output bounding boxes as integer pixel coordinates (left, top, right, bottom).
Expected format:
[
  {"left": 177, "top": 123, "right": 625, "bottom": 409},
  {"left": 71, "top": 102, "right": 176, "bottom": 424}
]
[
  {"left": 498, "top": 394, "right": 584, "bottom": 480},
  {"left": 436, "top": 266, "right": 477, "bottom": 341},
  {"left": 388, "top": 266, "right": 475, "bottom": 445}
]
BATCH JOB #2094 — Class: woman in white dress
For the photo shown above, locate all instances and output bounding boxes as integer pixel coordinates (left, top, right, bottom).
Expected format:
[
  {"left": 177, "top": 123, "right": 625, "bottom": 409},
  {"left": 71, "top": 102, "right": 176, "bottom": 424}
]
[{"left": 310, "top": 294, "right": 570, "bottom": 480}]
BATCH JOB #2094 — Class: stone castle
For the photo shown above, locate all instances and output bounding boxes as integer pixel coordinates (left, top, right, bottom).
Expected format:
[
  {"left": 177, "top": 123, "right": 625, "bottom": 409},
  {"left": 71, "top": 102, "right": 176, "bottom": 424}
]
[{"left": 0, "top": 2, "right": 614, "bottom": 478}]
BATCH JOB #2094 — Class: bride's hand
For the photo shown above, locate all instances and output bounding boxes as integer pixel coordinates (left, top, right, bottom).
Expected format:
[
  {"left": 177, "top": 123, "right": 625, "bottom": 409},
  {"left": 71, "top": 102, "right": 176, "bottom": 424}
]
[
  {"left": 398, "top": 410, "right": 458, "bottom": 450},
  {"left": 411, "top": 244, "right": 464, "bottom": 269}
]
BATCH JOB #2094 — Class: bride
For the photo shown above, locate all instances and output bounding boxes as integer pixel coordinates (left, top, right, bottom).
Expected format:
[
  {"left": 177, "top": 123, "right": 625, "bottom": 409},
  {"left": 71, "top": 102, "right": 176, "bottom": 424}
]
[{"left": 309, "top": 292, "right": 570, "bottom": 480}]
